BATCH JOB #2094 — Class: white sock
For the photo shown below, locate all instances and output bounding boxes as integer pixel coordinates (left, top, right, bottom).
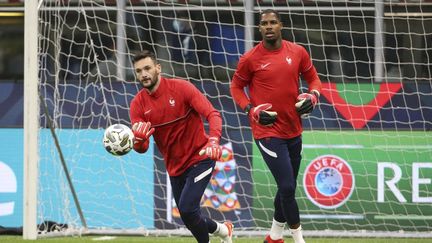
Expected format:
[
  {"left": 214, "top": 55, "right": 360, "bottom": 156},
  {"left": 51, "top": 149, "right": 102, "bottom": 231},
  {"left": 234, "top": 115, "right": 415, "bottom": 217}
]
[
  {"left": 213, "top": 222, "right": 228, "bottom": 237},
  {"left": 290, "top": 225, "right": 305, "bottom": 243},
  {"left": 269, "top": 218, "right": 285, "bottom": 240}
]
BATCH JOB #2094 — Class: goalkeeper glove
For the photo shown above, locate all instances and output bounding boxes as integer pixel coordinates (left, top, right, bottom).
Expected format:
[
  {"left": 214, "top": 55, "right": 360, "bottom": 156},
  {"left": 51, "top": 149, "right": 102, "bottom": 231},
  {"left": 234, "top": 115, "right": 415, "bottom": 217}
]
[
  {"left": 295, "top": 91, "right": 319, "bottom": 117},
  {"left": 132, "top": 121, "right": 155, "bottom": 152},
  {"left": 246, "top": 103, "right": 278, "bottom": 126},
  {"left": 199, "top": 137, "right": 222, "bottom": 161}
]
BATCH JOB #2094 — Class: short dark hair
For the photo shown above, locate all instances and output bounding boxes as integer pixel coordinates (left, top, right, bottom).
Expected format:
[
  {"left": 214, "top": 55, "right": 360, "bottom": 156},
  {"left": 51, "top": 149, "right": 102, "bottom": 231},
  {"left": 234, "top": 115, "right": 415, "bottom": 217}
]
[
  {"left": 132, "top": 50, "right": 158, "bottom": 64},
  {"left": 260, "top": 9, "right": 281, "bottom": 22}
]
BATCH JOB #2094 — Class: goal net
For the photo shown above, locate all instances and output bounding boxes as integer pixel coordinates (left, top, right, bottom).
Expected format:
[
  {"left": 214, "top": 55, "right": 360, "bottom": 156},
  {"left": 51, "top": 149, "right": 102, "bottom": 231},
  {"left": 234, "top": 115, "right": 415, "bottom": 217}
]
[{"left": 27, "top": 0, "right": 432, "bottom": 239}]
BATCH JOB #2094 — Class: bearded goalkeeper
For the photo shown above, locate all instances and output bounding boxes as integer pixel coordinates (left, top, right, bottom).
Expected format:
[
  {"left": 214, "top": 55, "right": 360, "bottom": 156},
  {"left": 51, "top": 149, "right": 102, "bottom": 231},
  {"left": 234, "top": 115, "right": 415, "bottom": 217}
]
[{"left": 130, "top": 50, "right": 233, "bottom": 243}]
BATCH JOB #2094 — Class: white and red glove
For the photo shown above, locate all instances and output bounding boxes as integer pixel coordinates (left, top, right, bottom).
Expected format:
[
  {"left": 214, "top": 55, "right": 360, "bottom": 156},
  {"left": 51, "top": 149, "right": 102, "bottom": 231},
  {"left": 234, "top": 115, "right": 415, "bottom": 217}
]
[
  {"left": 295, "top": 91, "right": 319, "bottom": 117},
  {"left": 199, "top": 137, "right": 222, "bottom": 161},
  {"left": 246, "top": 103, "right": 278, "bottom": 126},
  {"left": 132, "top": 121, "right": 155, "bottom": 152}
]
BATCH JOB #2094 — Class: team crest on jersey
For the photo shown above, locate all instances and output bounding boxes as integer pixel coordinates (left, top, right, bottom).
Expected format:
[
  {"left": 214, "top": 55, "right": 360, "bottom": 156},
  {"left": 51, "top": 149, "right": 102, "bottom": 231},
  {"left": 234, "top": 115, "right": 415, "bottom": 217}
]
[
  {"left": 286, "top": 57, "right": 292, "bottom": 65},
  {"left": 303, "top": 155, "right": 355, "bottom": 209},
  {"left": 169, "top": 97, "right": 175, "bottom": 107}
]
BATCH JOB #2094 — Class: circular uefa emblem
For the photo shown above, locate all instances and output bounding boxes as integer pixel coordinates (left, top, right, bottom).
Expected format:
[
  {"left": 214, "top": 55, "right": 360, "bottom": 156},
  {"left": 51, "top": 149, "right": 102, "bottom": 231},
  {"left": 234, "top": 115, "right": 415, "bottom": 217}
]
[{"left": 303, "top": 155, "right": 355, "bottom": 209}]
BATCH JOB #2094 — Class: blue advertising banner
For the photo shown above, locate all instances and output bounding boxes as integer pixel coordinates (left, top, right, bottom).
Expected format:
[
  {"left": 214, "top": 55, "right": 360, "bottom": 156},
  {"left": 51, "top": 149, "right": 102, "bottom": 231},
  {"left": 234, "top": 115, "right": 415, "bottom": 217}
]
[
  {"left": 0, "top": 129, "right": 154, "bottom": 228},
  {"left": 0, "top": 129, "right": 23, "bottom": 227}
]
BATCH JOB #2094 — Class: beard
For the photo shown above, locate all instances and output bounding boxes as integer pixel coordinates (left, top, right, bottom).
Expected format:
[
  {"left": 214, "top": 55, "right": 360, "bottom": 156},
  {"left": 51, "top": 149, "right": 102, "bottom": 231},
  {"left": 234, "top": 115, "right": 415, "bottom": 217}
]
[
  {"left": 141, "top": 75, "right": 159, "bottom": 91},
  {"left": 264, "top": 38, "right": 277, "bottom": 45}
]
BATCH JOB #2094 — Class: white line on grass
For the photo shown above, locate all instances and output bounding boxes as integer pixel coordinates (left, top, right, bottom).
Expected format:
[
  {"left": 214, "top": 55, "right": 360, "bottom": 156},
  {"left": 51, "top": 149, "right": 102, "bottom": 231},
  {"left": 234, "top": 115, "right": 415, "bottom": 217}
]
[
  {"left": 301, "top": 214, "right": 365, "bottom": 219},
  {"left": 92, "top": 236, "right": 117, "bottom": 241},
  {"left": 374, "top": 145, "right": 432, "bottom": 150},
  {"left": 303, "top": 144, "right": 364, "bottom": 149},
  {"left": 374, "top": 215, "right": 432, "bottom": 220}
]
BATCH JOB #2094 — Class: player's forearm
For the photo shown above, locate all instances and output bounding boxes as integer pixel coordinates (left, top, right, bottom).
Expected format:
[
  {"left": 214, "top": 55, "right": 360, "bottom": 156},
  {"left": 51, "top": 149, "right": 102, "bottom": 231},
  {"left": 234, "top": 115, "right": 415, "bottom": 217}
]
[
  {"left": 230, "top": 79, "right": 250, "bottom": 110},
  {"left": 207, "top": 110, "right": 222, "bottom": 139},
  {"left": 302, "top": 66, "right": 322, "bottom": 94}
]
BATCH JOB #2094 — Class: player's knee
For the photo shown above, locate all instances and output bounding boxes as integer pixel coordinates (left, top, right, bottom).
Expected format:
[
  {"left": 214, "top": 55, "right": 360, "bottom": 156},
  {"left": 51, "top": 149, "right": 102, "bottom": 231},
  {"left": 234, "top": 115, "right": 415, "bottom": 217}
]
[
  {"left": 177, "top": 199, "right": 196, "bottom": 215},
  {"left": 279, "top": 183, "right": 296, "bottom": 200},
  {"left": 177, "top": 204, "right": 195, "bottom": 219},
  {"left": 177, "top": 197, "right": 202, "bottom": 227},
  {"left": 179, "top": 210, "right": 200, "bottom": 228}
]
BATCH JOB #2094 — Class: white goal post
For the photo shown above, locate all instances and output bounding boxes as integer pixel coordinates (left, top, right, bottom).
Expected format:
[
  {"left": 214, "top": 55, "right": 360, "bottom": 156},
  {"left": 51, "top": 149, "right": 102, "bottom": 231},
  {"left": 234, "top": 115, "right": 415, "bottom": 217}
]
[
  {"left": 23, "top": 0, "right": 39, "bottom": 239},
  {"left": 24, "top": 0, "right": 432, "bottom": 239}
]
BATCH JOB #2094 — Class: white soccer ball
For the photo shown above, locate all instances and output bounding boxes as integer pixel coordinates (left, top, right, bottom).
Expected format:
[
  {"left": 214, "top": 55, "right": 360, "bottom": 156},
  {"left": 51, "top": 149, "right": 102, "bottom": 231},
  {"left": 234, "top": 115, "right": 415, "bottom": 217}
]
[{"left": 103, "top": 124, "right": 134, "bottom": 156}]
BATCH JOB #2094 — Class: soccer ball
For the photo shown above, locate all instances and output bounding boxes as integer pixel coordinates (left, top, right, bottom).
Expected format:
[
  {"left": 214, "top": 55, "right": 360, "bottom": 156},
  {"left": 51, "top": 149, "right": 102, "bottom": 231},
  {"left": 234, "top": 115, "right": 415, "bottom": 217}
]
[{"left": 103, "top": 124, "right": 134, "bottom": 156}]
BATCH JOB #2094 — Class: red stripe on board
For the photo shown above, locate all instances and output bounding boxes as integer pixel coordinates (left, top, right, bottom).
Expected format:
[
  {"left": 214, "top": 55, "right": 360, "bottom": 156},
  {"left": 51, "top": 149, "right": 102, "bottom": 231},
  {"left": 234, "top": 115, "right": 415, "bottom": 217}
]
[{"left": 321, "top": 83, "right": 403, "bottom": 129}]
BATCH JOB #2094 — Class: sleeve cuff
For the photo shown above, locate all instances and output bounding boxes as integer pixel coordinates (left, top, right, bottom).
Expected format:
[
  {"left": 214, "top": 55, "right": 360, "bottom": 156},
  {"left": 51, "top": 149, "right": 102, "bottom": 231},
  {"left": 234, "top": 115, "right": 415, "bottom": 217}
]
[{"left": 310, "top": 89, "right": 320, "bottom": 98}]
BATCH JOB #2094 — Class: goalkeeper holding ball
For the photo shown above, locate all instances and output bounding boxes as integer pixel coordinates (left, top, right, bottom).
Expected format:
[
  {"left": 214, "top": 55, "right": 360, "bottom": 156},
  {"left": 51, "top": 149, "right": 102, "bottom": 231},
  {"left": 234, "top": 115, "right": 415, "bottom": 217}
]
[
  {"left": 230, "top": 9, "right": 322, "bottom": 243},
  {"left": 129, "top": 50, "right": 233, "bottom": 243}
]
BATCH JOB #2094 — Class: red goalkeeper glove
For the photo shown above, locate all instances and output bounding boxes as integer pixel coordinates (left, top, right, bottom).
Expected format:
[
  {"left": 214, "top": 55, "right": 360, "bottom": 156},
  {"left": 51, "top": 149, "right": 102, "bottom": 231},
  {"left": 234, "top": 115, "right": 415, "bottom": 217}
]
[
  {"left": 245, "top": 103, "right": 278, "bottom": 126},
  {"left": 199, "top": 137, "right": 222, "bottom": 161},
  {"left": 132, "top": 121, "right": 155, "bottom": 153},
  {"left": 295, "top": 91, "right": 319, "bottom": 117}
]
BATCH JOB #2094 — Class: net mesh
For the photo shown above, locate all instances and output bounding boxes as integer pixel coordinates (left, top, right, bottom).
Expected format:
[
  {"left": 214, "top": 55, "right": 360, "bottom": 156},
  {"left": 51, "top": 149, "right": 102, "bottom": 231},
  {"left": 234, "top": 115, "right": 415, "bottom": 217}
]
[{"left": 36, "top": 0, "right": 432, "bottom": 237}]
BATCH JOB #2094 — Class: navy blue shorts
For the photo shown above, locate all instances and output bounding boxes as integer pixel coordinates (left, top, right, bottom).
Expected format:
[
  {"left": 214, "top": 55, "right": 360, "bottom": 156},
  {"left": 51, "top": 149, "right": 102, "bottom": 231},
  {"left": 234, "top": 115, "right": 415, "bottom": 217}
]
[
  {"left": 255, "top": 135, "right": 302, "bottom": 225},
  {"left": 169, "top": 159, "right": 215, "bottom": 214}
]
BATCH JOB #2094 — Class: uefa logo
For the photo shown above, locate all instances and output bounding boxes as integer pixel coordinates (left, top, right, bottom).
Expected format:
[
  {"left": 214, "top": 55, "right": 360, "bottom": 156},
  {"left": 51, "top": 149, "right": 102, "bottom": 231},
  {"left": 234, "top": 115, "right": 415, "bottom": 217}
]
[{"left": 303, "top": 155, "right": 355, "bottom": 209}]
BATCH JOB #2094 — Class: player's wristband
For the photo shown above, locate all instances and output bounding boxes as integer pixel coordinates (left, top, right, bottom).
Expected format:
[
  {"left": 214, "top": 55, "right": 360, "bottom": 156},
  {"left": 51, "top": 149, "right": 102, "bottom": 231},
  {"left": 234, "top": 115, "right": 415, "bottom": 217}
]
[
  {"left": 244, "top": 104, "right": 252, "bottom": 115},
  {"left": 311, "top": 90, "right": 320, "bottom": 99}
]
